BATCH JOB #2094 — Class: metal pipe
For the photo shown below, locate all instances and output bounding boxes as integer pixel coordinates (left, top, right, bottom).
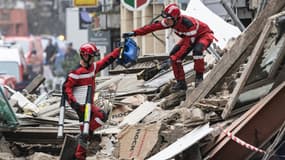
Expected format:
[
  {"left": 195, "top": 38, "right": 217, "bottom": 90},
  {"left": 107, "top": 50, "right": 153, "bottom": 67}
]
[
  {"left": 221, "top": 0, "right": 245, "bottom": 31},
  {"left": 57, "top": 95, "right": 66, "bottom": 138},
  {"left": 83, "top": 85, "right": 92, "bottom": 135}
]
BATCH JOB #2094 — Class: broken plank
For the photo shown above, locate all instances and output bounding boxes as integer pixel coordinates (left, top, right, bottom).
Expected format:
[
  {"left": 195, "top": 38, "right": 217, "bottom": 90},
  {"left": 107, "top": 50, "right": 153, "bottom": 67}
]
[
  {"left": 23, "top": 74, "right": 45, "bottom": 94},
  {"left": 222, "top": 19, "right": 274, "bottom": 119},
  {"left": 118, "top": 101, "right": 157, "bottom": 128},
  {"left": 116, "top": 88, "right": 157, "bottom": 97},
  {"left": 181, "top": 0, "right": 285, "bottom": 108}
]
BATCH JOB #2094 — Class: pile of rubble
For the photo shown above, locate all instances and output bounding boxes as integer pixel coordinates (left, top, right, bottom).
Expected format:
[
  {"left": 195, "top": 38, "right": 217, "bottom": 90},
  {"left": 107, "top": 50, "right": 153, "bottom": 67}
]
[{"left": 1, "top": 0, "right": 285, "bottom": 159}]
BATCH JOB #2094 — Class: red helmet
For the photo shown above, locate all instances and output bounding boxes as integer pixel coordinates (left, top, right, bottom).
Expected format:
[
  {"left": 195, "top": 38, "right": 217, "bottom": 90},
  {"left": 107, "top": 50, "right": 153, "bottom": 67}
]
[
  {"left": 79, "top": 43, "right": 100, "bottom": 59},
  {"left": 161, "top": 3, "right": 181, "bottom": 19}
]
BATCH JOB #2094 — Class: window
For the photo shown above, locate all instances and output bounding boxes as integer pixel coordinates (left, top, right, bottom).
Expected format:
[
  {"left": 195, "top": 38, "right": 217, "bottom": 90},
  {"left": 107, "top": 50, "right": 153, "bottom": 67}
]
[{"left": 0, "top": 62, "right": 19, "bottom": 81}]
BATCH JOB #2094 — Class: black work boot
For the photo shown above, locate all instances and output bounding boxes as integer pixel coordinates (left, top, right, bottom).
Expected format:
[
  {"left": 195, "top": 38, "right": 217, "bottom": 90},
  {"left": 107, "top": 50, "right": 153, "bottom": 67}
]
[
  {"left": 172, "top": 80, "right": 187, "bottom": 91},
  {"left": 195, "top": 72, "right": 203, "bottom": 87}
]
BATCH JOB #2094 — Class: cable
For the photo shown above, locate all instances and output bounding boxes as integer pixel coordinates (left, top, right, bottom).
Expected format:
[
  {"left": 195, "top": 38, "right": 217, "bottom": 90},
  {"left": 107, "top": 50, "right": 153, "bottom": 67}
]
[{"left": 150, "top": 14, "right": 166, "bottom": 45}]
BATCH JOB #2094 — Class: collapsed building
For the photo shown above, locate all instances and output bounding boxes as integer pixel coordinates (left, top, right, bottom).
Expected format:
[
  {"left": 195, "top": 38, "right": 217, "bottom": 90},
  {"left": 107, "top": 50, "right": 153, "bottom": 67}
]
[{"left": 1, "top": 0, "right": 285, "bottom": 160}]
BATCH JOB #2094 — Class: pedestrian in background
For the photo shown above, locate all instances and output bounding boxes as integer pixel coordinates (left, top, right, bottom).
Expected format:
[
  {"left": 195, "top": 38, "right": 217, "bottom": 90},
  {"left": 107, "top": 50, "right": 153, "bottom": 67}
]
[
  {"left": 62, "top": 42, "right": 80, "bottom": 75},
  {"left": 44, "top": 38, "right": 57, "bottom": 65}
]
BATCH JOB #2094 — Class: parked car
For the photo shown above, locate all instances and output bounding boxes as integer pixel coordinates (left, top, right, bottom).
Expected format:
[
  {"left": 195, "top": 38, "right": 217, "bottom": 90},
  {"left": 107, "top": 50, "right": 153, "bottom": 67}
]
[
  {"left": 0, "top": 46, "right": 27, "bottom": 82},
  {"left": 4, "top": 36, "right": 44, "bottom": 78}
]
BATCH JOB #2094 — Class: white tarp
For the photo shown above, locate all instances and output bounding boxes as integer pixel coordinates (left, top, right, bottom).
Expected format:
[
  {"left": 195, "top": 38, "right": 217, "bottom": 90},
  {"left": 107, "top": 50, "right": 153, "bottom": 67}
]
[{"left": 182, "top": 0, "right": 241, "bottom": 49}]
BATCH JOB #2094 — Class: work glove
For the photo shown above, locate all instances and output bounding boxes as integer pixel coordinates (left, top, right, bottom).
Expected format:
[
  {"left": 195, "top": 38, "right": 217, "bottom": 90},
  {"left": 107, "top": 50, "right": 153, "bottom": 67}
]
[
  {"left": 160, "top": 59, "right": 171, "bottom": 70},
  {"left": 70, "top": 101, "right": 84, "bottom": 122},
  {"left": 99, "top": 109, "right": 108, "bottom": 122},
  {"left": 70, "top": 101, "right": 81, "bottom": 110},
  {"left": 123, "top": 32, "right": 135, "bottom": 38}
]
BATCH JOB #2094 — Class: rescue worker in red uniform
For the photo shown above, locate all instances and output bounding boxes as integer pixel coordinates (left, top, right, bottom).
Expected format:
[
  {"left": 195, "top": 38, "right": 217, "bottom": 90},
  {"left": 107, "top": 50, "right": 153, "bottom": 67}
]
[
  {"left": 123, "top": 3, "right": 214, "bottom": 89},
  {"left": 63, "top": 43, "right": 121, "bottom": 160}
]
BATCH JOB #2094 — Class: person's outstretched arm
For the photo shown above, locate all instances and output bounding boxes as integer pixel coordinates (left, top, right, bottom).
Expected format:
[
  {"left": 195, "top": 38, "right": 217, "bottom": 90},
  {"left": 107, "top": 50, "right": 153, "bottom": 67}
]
[
  {"left": 95, "top": 48, "right": 121, "bottom": 73},
  {"left": 133, "top": 20, "right": 168, "bottom": 36},
  {"left": 123, "top": 20, "right": 169, "bottom": 38}
]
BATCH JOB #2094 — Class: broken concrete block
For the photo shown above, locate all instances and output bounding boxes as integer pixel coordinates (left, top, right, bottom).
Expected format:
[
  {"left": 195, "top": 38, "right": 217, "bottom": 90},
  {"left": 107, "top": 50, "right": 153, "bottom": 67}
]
[
  {"left": 158, "top": 91, "right": 186, "bottom": 110},
  {"left": 190, "top": 108, "right": 205, "bottom": 122},
  {"left": 159, "top": 125, "right": 186, "bottom": 146},
  {"left": 98, "top": 135, "right": 115, "bottom": 156},
  {"left": 0, "top": 153, "right": 15, "bottom": 160},
  {"left": 152, "top": 82, "right": 172, "bottom": 101},
  {"left": 0, "top": 137, "right": 12, "bottom": 154}
]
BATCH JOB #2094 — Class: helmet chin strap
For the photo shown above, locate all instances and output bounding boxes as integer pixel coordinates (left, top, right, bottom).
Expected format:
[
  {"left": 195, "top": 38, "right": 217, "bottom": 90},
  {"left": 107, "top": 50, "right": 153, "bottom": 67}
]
[
  {"left": 81, "top": 55, "right": 93, "bottom": 68},
  {"left": 170, "top": 17, "right": 179, "bottom": 27}
]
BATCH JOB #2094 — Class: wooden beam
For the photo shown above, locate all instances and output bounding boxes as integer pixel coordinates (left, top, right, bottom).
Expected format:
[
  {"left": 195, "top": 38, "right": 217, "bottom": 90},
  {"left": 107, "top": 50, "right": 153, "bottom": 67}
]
[
  {"left": 181, "top": 0, "right": 285, "bottom": 108},
  {"left": 242, "top": 32, "right": 285, "bottom": 92},
  {"left": 23, "top": 74, "right": 45, "bottom": 94},
  {"left": 222, "top": 20, "right": 273, "bottom": 119},
  {"left": 207, "top": 82, "right": 285, "bottom": 160}
]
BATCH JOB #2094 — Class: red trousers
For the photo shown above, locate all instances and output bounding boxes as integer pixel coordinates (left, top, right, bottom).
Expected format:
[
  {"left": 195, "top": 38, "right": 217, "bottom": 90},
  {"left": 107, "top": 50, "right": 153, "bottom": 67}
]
[
  {"left": 74, "top": 105, "right": 105, "bottom": 160},
  {"left": 170, "top": 32, "right": 214, "bottom": 80}
]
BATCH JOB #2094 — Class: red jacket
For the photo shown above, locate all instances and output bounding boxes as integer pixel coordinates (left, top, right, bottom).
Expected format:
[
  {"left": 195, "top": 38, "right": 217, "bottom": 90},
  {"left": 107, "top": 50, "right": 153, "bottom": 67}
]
[
  {"left": 133, "top": 15, "right": 213, "bottom": 55},
  {"left": 134, "top": 15, "right": 212, "bottom": 40},
  {"left": 63, "top": 48, "right": 121, "bottom": 105}
]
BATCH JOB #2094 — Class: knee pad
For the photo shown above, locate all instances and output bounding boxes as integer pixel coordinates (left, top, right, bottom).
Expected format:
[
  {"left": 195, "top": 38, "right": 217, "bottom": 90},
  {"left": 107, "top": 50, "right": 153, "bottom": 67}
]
[
  {"left": 193, "top": 43, "right": 204, "bottom": 56},
  {"left": 169, "top": 45, "right": 181, "bottom": 56}
]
